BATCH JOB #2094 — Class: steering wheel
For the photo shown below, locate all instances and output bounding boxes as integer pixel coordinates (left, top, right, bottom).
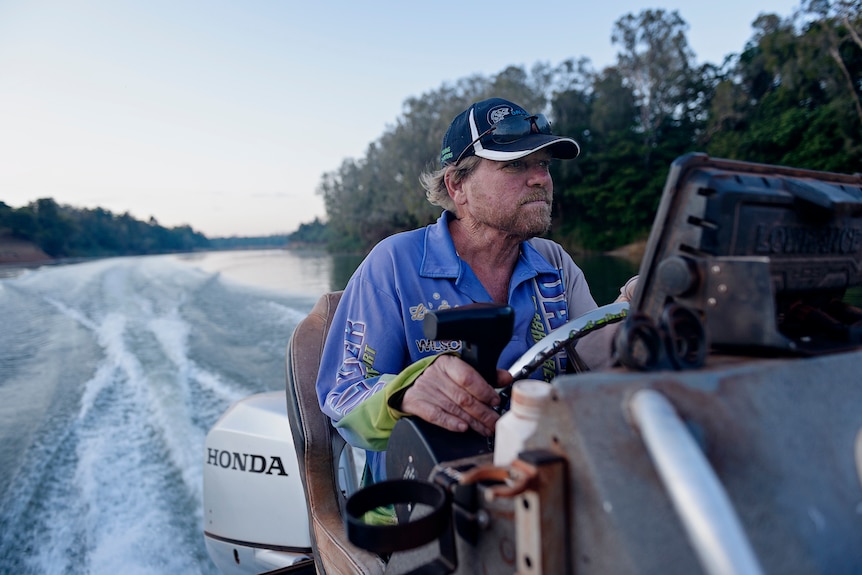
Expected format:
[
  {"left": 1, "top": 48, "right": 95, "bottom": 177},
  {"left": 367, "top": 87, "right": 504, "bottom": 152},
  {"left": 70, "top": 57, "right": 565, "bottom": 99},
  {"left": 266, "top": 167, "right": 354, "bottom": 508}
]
[{"left": 508, "top": 301, "right": 630, "bottom": 381}]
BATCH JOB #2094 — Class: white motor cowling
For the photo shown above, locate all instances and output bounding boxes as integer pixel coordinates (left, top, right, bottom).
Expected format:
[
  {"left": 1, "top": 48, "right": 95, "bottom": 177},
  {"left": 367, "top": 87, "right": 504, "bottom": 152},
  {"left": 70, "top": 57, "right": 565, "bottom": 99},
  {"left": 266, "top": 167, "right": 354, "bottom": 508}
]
[{"left": 203, "top": 391, "right": 312, "bottom": 574}]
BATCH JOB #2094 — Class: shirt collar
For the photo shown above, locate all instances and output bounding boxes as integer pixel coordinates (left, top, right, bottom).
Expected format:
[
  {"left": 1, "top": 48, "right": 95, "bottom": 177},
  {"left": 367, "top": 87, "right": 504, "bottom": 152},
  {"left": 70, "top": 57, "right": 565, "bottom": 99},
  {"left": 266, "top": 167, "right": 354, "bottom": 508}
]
[
  {"left": 420, "top": 211, "right": 461, "bottom": 278},
  {"left": 420, "top": 211, "right": 559, "bottom": 280}
]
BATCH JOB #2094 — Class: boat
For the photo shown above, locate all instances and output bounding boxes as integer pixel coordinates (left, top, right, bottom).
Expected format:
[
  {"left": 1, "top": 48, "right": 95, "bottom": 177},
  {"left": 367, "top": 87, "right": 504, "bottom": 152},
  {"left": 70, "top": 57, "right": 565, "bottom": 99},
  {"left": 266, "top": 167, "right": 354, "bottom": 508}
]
[{"left": 202, "top": 154, "right": 862, "bottom": 574}]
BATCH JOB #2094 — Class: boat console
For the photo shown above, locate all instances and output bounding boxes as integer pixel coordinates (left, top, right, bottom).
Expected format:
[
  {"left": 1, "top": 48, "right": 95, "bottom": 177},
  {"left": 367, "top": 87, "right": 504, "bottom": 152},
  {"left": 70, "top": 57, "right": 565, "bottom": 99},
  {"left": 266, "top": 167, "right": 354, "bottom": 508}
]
[{"left": 616, "top": 153, "right": 862, "bottom": 370}]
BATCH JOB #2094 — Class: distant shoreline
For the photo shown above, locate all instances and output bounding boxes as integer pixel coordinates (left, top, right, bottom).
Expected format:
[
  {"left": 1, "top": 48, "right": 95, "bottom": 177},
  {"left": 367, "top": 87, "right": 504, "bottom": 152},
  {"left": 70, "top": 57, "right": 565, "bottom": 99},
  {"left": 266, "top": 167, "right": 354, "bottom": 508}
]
[
  {"left": 0, "top": 237, "right": 52, "bottom": 265},
  {"left": 0, "top": 235, "right": 647, "bottom": 268}
]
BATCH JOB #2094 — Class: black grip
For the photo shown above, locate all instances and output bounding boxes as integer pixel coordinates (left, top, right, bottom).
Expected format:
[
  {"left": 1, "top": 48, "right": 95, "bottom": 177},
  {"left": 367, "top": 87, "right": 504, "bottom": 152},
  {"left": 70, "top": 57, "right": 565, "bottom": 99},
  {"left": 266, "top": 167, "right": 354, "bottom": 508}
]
[{"left": 423, "top": 303, "right": 514, "bottom": 385}]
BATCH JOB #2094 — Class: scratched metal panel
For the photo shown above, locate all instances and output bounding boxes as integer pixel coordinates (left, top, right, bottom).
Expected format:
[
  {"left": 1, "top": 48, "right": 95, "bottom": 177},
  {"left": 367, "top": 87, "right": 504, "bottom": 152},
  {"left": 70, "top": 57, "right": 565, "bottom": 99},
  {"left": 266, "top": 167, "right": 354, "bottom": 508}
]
[{"left": 527, "top": 350, "right": 862, "bottom": 575}]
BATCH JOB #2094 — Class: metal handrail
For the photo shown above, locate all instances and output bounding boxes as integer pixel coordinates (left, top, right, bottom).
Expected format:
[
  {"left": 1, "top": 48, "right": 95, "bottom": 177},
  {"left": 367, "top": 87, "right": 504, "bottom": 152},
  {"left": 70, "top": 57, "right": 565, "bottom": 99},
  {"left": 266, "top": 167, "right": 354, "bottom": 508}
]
[{"left": 629, "top": 389, "right": 764, "bottom": 575}]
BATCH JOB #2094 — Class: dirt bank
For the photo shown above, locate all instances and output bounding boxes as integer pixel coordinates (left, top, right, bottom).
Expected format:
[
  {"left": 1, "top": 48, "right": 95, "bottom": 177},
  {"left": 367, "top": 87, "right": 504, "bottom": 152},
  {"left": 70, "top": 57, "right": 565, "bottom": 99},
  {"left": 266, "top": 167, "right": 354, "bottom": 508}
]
[
  {"left": 605, "top": 239, "right": 647, "bottom": 264},
  {"left": 0, "top": 236, "right": 52, "bottom": 265}
]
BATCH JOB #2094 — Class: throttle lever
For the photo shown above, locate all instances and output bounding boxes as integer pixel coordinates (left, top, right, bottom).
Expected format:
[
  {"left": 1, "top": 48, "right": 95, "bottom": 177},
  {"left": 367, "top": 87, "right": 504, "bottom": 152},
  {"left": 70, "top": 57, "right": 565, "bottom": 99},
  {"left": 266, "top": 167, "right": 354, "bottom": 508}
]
[{"left": 423, "top": 303, "right": 515, "bottom": 386}]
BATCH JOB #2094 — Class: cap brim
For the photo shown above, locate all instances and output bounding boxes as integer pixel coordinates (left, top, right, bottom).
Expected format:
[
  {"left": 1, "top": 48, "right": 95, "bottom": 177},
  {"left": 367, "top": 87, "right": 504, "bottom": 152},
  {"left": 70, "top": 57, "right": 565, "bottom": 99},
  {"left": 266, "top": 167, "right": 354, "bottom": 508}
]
[{"left": 474, "top": 134, "right": 580, "bottom": 162}]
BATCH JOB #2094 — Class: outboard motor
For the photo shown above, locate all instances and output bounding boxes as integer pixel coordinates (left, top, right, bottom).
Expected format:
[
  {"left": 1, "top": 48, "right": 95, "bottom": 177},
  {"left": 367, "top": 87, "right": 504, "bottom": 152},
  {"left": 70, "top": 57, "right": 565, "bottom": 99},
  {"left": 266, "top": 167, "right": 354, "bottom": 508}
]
[{"left": 203, "top": 392, "right": 312, "bottom": 574}]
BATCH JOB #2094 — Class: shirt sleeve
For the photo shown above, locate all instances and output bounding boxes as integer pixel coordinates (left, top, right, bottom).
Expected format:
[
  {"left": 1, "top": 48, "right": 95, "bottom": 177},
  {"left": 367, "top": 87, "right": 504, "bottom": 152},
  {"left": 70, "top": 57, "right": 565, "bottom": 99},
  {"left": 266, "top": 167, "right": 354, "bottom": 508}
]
[
  {"left": 332, "top": 354, "right": 439, "bottom": 451},
  {"left": 315, "top": 242, "right": 433, "bottom": 452},
  {"left": 316, "top": 273, "right": 404, "bottom": 417}
]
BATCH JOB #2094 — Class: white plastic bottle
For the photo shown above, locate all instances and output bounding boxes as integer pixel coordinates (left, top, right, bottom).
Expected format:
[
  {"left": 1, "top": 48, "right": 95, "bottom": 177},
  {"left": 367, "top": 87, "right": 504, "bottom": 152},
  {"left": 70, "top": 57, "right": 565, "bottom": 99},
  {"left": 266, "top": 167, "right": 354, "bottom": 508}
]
[{"left": 493, "top": 380, "right": 552, "bottom": 467}]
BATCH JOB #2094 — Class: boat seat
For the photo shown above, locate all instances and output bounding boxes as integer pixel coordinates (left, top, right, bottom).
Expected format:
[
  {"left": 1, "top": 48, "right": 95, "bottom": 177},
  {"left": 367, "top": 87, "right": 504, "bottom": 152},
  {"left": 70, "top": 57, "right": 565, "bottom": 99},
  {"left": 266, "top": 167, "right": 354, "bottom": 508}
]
[{"left": 285, "top": 291, "right": 386, "bottom": 575}]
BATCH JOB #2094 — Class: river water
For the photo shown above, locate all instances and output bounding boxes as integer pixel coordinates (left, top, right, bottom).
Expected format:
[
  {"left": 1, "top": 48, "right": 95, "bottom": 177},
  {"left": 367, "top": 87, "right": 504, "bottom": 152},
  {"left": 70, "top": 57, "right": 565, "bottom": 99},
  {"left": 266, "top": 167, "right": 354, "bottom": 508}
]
[{"left": 0, "top": 248, "right": 636, "bottom": 574}]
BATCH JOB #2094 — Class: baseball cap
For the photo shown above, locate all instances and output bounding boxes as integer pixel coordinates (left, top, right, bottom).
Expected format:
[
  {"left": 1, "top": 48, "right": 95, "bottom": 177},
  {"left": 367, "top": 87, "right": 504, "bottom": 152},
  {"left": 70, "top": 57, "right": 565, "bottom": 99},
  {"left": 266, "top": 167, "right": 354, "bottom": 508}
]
[{"left": 440, "top": 98, "right": 580, "bottom": 167}]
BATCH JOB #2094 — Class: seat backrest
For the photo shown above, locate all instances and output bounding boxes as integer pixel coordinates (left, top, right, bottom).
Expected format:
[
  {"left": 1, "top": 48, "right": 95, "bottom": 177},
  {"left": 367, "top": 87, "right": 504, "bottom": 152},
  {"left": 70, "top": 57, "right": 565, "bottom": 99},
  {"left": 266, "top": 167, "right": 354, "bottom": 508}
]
[{"left": 285, "top": 291, "right": 385, "bottom": 575}]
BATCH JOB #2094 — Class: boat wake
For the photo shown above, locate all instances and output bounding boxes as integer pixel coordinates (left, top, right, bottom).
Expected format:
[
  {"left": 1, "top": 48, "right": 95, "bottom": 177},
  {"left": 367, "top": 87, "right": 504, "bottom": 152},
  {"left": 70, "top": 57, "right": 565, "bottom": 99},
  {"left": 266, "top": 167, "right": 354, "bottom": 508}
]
[{"left": 0, "top": 255, "right": 316, "bottom": 574}]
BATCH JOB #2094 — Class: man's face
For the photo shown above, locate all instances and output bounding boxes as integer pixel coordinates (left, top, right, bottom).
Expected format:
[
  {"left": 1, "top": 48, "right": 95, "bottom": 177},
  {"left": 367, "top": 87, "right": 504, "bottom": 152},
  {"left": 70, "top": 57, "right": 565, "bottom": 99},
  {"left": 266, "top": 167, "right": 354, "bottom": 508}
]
[{"left": 458, "top": 150, "right": 554, "bottom": 239}]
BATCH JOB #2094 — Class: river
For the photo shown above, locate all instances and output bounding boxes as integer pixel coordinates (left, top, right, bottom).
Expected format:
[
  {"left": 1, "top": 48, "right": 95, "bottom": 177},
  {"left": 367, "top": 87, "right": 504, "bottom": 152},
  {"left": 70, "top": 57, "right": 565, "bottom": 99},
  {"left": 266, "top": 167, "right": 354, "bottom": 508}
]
[{"left": 0, "top": 248, "right": 637, "bottom": 574}]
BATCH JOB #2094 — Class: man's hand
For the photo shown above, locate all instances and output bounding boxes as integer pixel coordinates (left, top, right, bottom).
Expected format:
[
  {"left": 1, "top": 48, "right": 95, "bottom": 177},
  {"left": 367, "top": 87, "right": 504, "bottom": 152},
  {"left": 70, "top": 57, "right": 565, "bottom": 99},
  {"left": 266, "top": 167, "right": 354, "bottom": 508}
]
[
  {"left": 399, "top": 355, "right": 513, "bottom": 436},
  {"left": 615, "top": 275, "right": 639, "bottom": 303}
]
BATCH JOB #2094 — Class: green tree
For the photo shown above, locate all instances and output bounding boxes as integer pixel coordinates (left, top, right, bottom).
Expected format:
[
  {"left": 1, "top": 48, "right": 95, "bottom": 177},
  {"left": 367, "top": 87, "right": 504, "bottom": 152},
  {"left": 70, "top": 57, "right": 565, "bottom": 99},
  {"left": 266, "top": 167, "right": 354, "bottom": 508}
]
[
  {"left": 704, "top": 7, "right": 862, "bottom": 171},
  {"left": 552, "top": 9, "right": 702, "bottom": 250},
  {"left": 798, "top": 0, "right": 862, "bottom": 126},
  {"left": 288, "top": 217, "right": 329, "bottom": 245},
  {"left": 612, "top": 9, "right": 697, "bottom": 166},
  {"left": 6, "top": 206, "right": 38, "bottom": 240},
  {"left": 33, "top": 198, "right": 76, "bottom": 257}
]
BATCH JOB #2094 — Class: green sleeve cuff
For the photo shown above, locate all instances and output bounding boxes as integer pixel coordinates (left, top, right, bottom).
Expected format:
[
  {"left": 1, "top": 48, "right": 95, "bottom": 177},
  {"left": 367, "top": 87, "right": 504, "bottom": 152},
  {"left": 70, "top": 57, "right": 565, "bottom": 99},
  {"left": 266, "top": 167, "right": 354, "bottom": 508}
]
[{"left": 334, "top": 354, "right": 446, "bottom": 451}]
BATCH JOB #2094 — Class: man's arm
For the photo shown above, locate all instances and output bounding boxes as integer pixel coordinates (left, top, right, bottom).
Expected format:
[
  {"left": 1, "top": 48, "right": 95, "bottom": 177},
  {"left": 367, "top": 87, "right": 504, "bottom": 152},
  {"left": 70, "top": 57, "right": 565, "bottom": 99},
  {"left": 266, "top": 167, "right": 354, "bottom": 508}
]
[{"left": 315, "top": 273, "right": 406, "bottom": 425}]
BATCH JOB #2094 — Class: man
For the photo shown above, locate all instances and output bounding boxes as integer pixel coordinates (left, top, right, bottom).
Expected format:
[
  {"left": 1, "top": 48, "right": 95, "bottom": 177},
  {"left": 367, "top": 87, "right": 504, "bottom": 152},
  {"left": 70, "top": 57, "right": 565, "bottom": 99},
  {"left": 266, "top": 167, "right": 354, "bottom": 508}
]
[{"left": 316, "top": 97, "right": 629, "bottom": 485}]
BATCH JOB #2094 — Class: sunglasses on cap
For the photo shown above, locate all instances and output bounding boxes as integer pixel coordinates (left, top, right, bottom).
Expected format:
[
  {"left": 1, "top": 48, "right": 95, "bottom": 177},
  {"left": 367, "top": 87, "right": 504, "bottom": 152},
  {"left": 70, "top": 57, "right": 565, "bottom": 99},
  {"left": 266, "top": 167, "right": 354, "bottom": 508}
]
[{"left": 452, "top": 113, "right": 553, "bottom": 166}]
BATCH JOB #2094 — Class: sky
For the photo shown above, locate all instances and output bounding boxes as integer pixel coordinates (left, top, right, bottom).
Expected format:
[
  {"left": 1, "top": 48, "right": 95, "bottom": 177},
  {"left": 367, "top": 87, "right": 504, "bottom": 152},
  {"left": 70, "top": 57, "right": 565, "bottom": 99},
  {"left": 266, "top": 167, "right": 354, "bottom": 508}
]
[{"left": 0, "top": 0, "right": 802, "bottom": 238}]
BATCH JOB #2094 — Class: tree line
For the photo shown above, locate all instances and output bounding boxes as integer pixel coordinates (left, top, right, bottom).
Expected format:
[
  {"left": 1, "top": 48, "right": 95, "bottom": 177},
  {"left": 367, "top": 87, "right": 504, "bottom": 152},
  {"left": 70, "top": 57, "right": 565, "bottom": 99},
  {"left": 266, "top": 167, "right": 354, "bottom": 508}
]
[
  {"left": 0, "top": 198, "right": 209, "bottom": 258},
  {"left": 0, "top": 197, "right": 319, "bottom": 259},
  {"left": 0, "top": 196, "right": 323, "bottom": 259},
  {"left": 317, "top": 2, "right": 862, "bottom": 253}
]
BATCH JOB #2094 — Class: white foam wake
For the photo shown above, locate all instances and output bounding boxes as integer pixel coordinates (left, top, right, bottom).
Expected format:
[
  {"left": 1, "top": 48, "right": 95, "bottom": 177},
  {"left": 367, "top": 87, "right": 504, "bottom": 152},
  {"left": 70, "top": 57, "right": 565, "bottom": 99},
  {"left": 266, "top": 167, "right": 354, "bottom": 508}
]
[{"left": 1, "top": 254, "right": 314, "bottom": 574}]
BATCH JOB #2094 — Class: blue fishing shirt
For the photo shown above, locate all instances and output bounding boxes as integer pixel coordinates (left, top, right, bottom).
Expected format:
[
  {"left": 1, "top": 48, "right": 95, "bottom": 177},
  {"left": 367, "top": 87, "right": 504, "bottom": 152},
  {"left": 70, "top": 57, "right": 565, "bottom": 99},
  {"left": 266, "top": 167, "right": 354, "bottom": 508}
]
[{"left": 316, "top": 211, "right": 602, "bottom": 482}]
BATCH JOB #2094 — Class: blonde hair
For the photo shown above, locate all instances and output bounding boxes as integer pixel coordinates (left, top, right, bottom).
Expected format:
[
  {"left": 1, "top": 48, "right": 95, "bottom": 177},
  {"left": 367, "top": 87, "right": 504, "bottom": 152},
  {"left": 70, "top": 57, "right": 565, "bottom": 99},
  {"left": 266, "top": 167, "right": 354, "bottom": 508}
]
[{"left": 419, "top": 156, "right": 481, "bottom": 214}]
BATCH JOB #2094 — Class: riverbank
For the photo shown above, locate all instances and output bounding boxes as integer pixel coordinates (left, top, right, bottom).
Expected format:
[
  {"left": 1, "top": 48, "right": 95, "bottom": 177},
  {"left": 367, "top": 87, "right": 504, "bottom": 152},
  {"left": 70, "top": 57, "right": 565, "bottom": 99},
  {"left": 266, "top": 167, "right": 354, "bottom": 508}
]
[
  {"left": 0, "top": 236, "right": 52, "bottom": 265},
  {"left": 606, "top": 240, "right": 647, "bottom": 264}
]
